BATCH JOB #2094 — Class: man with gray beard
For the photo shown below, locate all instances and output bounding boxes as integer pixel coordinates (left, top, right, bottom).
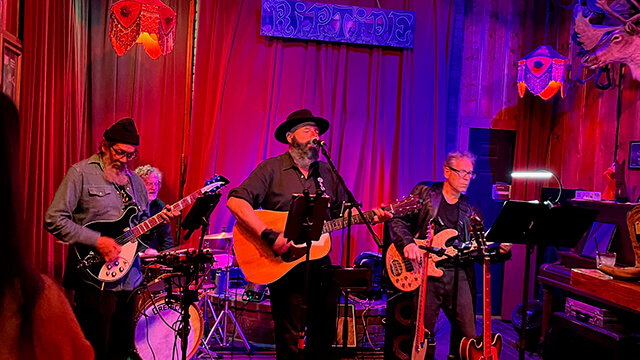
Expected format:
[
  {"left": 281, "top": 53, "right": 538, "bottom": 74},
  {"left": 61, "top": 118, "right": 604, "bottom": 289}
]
[
  {"left": 228, "top": 109, "right": 391, "bottom": 359},
  {"left": 45, "top": 118, "right": 178, "bottom": 360}
]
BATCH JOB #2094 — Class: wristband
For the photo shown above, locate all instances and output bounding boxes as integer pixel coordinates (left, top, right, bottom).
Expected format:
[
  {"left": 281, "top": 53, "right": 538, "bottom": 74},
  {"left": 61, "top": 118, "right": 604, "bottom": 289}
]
[{"left": 260, "top": 228, "right": 280, "bottom": 246}]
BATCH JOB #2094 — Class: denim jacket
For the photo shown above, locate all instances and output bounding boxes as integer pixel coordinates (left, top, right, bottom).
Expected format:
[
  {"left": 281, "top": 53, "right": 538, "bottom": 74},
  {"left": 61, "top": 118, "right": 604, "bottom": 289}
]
[{"left": 44, "top": 153, "right": 148, "bottom": 291}]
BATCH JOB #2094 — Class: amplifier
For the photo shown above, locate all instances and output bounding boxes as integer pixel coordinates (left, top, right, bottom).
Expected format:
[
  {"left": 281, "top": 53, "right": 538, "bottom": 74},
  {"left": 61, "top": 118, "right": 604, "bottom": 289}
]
[
  {"left": 574, "top": 190, "right": 602, "bottom": 201},
  {"left": 565, "top": 297, "right": 620, "bottom": 328}
]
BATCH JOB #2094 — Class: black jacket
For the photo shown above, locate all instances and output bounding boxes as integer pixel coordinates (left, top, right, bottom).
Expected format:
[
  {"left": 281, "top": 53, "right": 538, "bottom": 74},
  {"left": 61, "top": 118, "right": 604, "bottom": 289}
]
[{"left": 387, "top": 182, "right": 481, "bottom": 304}]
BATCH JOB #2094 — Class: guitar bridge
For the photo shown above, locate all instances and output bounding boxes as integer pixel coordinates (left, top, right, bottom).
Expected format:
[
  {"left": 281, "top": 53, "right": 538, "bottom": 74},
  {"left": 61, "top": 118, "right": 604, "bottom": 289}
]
[{"left": 79, "top": 253, "right": 102, "bottom": 268}]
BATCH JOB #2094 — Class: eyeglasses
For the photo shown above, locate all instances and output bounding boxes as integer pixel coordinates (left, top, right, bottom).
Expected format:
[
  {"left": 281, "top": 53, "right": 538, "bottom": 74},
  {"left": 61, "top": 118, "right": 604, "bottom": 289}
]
[
  {"left": 110, "top": 146, "right": 138, "bottom": 160},
  {"left": 447, "top": 166, "right": 477, "bottom": 179}
]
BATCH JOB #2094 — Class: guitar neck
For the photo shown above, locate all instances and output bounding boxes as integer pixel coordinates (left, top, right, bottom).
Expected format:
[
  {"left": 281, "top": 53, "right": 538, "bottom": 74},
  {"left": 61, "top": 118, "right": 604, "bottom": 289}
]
[
  {"left": 416, "top": 252, "right": 427, "bottom": 340},
  {"left": 129, "top": 188, "right": 204, "bottom": 238},
  {"left": 322, "top": 204, "right": 391, "bottom": 233},
  {"left": 483, "top": 253, "right": 492, "bottom": 359}
]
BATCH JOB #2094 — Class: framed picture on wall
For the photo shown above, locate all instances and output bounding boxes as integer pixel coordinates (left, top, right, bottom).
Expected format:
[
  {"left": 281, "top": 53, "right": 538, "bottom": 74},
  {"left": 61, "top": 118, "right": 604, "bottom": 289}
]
[
  {"left": 629, "top": 141, "right": 640, "bottom": 170},
  {"left": 1, "top": 33, "right": 21, "bottom": 108}
]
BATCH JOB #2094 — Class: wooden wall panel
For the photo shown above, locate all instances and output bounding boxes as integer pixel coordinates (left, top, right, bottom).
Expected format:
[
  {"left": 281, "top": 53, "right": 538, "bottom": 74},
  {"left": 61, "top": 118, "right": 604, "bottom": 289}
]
[{"left": 457, "top": 0, "right": 640, "bottom": 319}]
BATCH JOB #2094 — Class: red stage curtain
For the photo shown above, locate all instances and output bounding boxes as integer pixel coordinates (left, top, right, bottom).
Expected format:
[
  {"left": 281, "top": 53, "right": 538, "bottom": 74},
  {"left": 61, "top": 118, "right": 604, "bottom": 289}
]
[
  {"left": 20, "top": 0, "right": 91, "bottom": 279},
  {"left": 186, "top": 0, "right": 455, "bottom": 264}
]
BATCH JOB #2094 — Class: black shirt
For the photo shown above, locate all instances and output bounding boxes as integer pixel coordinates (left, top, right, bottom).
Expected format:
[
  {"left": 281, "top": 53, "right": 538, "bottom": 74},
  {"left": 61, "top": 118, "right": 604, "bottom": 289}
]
[
  {"left": 436, "top": 194, "right": 459, "bottom": 247},
  {"left": 228, "top": 152, "right": 348, "bottom": 220}
]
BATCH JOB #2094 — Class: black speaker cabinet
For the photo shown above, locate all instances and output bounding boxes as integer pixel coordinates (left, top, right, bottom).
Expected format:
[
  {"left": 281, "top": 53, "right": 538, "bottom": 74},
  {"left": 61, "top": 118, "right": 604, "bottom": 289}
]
[{"left": 384, "top": 290, "right": 417, "bottom": 360}]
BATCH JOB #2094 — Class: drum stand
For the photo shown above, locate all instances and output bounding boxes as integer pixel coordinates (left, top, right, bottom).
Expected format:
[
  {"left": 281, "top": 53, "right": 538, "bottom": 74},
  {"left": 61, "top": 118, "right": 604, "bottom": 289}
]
[{"left": 203, "top": 237, "right": 251, "bottom": 353}]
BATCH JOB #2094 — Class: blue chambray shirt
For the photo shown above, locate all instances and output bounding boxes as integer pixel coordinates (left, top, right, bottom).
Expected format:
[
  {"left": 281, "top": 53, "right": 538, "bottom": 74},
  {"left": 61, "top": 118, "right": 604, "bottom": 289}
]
[{"left": 44, "top": 153, "right": 149, "bottom": 291}]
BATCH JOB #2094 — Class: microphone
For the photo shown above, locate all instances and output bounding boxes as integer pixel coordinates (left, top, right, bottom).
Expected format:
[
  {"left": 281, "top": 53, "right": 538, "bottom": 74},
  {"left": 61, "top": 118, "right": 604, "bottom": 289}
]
[{"left": 310, "top": 138, "right": 326, "bottom": 147}]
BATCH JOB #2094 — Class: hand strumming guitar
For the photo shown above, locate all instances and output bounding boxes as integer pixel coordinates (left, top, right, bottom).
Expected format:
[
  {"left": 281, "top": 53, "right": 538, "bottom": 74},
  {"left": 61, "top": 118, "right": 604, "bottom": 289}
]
[
  {"left": 272, "top": 232, "right": 291, "bottom": 256},
  {"left": 96, "top": 236, "right": 122, "bottom": 262},
  {"left": 403, "top": 243, "right": 422, "bottom": 262}
]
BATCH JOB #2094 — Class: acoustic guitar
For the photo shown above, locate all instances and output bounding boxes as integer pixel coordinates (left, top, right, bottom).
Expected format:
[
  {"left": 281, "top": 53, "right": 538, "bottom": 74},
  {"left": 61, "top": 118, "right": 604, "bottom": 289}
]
[
  {"left": 460, "top": 216, "right": 503, "bottom": 360},
  {"left": 233, "top": 196, "right": 422, "bottom": 285},
  {"left": 74, "top": 175, "right": 230, "bottom": 286},
  {"left": 385, "top": 228, "right": 458, "bottom": 292}
]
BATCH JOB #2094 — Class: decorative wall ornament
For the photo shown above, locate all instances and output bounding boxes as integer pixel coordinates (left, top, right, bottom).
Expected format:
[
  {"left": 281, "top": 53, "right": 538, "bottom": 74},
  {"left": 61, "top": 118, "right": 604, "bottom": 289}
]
[
  {"left": 109, "top": 0, "right": 176, "bottom": 59},
  {"left": 517, "top": 45, "right": 569, "bottom": 100},
  {"left": 260, "top": 0, "right": 415, "bottom": 48},
  {"left": 574, "top": 0, "right": 640, "bottom": 81}
]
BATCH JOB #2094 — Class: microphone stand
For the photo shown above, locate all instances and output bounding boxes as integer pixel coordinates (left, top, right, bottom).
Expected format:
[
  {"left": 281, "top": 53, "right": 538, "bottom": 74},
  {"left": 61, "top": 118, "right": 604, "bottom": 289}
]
[
  {"left": 317, "top": 142, "right": 382, "bottom": 355},
  {"left": 317, "top": 143, "right": 382, "bottom": 248}
]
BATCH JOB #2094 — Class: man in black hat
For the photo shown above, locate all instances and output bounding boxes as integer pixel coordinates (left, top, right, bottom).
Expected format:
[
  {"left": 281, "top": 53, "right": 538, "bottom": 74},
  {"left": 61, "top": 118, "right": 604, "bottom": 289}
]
[
  {"left": 45, "top": 118, "right": 179, "bottom": 359},
  {"left": 227, "top": 109, "right": 391, "bottom": 359}
]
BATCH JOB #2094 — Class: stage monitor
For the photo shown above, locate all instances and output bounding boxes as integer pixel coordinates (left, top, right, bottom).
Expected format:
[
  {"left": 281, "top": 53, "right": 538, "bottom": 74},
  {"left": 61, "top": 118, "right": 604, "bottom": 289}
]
[{"left": 580, "top": 221, "right": 616, "bottom": 258}]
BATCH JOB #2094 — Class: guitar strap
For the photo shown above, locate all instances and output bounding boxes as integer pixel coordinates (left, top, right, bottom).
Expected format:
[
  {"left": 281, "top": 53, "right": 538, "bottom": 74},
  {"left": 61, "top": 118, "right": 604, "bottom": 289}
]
[
  {"left": 114, "top": 183, "right": 133, "bottom": 206},
  {"left": 114, "top": 180, "right": 143, "bottom": 224}
]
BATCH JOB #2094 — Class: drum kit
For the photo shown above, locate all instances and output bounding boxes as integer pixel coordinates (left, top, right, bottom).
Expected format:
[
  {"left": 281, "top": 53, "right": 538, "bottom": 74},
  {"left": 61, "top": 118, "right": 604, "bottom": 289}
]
[{"left": 135, "top": 230, "right": 251, "bottom": 359}]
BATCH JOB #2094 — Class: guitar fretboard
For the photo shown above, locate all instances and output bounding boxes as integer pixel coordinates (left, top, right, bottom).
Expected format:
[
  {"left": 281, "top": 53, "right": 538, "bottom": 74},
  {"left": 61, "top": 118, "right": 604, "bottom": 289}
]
[
  {"left": 322, "top": 210, "right": 378, "bottom": 233},
  {"left": 116, "top": 189, "right": 205, "bottom": 245}
]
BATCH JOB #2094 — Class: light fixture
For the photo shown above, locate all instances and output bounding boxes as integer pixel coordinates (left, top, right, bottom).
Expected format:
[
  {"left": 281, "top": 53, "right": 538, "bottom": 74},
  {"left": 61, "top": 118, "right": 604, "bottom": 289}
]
[
  {"left": 511, "top": 169, "right": 563, "bottom": 204},
  {"left": 109, "top": 0, "right": 176, "bottom": 60},
  {"left": 517, "top": 45, "right": 569, "bottom": 101}
]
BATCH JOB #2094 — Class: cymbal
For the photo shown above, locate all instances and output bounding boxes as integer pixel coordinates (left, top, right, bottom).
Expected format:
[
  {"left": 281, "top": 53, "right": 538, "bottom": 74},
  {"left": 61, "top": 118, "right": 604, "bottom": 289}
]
[{"left": 204, "top": 232, "right": 233, "bottom": 240}]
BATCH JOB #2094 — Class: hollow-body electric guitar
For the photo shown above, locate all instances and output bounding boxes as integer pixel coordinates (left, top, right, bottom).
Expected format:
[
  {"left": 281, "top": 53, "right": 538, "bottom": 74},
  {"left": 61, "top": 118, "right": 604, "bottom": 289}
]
[
  {"left": 385, "top": 228, "right": 458, "bottom": 291},
  {"left": 411, "top": 228, "right": 436, "bottom": 360},
  {"left": 460, "top": 217, "right": 503, "bottom": 360},
  {"left": 234, "top": 196, "right": 422, "bottom": 285},
  {"left": 74, "top": 175, "right": 230, "bottom": 285}
]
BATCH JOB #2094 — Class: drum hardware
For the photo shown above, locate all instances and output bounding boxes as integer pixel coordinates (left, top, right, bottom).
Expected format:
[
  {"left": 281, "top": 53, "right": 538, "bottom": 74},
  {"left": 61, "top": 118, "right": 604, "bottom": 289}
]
[
  {"left": 202, "top": 233, "right": 252, "bottom": 353},
  {"left": 198, "top": 285, "right": 226, "bottom": 347}
]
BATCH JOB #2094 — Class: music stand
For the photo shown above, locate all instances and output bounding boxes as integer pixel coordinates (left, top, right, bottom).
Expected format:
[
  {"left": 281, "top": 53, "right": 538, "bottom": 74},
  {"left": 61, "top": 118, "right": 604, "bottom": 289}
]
[
  {"left": 284, "top": 191, "right": 329, "bottom": 358},
  {"left": 486, "top": 200, "right": 597, "bottom": 360},
  {"left": 176, "top": 192, "right": 222, "bottom": 360}
]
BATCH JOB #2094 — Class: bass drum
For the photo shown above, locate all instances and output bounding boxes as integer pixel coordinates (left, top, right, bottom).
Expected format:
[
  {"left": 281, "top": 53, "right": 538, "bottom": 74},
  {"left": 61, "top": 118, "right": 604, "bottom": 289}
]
[{"left": 134, "top": 293, "right": 203, "bottom": 360}]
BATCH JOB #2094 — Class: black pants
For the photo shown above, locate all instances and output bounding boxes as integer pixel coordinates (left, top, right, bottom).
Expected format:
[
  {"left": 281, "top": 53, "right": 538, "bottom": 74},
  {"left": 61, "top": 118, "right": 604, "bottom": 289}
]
[
  {"left": 73, "top": 286, "right": 136, "bottom": 360},
  {"left": 268, "top": 256, "right": 339, "bottom": 360},
  {"left": 423, "top": 268, "right": 476, "bottom": 359}
]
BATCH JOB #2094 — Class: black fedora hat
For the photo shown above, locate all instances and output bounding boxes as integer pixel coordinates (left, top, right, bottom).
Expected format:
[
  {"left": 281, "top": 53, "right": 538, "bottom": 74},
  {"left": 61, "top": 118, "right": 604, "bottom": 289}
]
[{"left": 274, "top": 109, "right": 330, "bottom": 144}]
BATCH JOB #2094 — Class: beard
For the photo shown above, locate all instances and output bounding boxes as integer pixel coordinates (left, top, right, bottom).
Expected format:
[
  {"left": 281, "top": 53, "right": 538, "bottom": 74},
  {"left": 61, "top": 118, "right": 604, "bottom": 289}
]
[
  {"left": 289, "top": 136, "right": 319, "bottom": 169},
  {"left": 103, "top": 160, "right": 129, "bottom": 186}
]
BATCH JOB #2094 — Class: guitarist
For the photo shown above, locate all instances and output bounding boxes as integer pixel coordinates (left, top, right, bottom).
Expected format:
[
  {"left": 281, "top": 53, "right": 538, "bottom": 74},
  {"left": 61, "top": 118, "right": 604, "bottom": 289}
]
[
  {"left": 388, "top": 150, "right": 484, "bottom": 360},
  {"left": 227, "top": 109, "right": 392, "bottom": 360},
  {"left": 44, "top": 118, "right": 179, "bottom": 360}
]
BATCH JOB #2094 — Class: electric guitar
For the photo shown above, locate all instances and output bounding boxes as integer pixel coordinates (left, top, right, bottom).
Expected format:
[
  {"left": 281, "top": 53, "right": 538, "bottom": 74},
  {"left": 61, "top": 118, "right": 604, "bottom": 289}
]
[
  {"left": 386, "top": 228, "right": 458, "bottom": 292},
  {"left": 411, "top": 227, "right": 437, "bottom": 360},
  {"left": 460, "top": 216, "right": 503, "bottom": 360},
  {"left": 233, "top": 196, "right": 422, "bottom": 285},
  {"left": 74, "top": 175, "right": 230, "bottom": 285}
]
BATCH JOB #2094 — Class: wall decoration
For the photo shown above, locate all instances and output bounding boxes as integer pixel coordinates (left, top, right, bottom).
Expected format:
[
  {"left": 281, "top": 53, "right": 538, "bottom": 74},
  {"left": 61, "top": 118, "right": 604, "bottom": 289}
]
[
  {"left": 517, "top": 45, "right": 569, "bottom": 100},
  {"left": 260, "top": 0, "right": 415, "bottom": 48},
  {"left": 574, "top": 1, "right": 640, "bottom": 81},
  {"left": 1, "top": 34, "right": 21, "bottom": 107},
  {"left": 629, "top": 141, "right": 640, "bottom": 170}
]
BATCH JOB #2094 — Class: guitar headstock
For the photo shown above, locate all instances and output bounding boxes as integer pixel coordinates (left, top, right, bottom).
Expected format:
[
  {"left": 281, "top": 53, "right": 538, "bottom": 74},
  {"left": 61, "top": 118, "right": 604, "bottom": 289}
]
[
  {"left": 469, "top": 215, "right": 487, "bottom": 249},
  {"left": 389, "top": 195, "right": 423, "bottom": 217},
  {"left": 202, "top": 175, "right": 231, "bottom": 194}
]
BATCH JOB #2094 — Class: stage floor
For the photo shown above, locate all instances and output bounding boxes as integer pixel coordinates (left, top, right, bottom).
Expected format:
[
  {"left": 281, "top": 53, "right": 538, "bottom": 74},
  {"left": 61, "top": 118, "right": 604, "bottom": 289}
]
[{"left": 194, "top": 315, "right": 543, "bottom": 360}]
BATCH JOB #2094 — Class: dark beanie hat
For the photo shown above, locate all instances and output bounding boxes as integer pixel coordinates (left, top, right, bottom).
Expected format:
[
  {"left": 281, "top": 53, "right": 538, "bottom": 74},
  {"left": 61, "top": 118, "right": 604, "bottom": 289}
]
[{"left": 103, "top": 118, "right": 140, "bottom": 145}]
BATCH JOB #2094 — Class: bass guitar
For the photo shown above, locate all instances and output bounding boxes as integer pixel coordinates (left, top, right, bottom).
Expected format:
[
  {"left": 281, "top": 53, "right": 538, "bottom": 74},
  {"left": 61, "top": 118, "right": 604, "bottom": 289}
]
[
  {"left": 75, "top": 175, "right": 230, "bottom": 285},
  {"left": 386, "top": 229, "right": 458, "bottom": 292},
  {"left": 233, "top": 196, "right": 422, "bottom": 285},
  {"left": 460, "top": 216, "right": 503, "bottom": 360}
]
